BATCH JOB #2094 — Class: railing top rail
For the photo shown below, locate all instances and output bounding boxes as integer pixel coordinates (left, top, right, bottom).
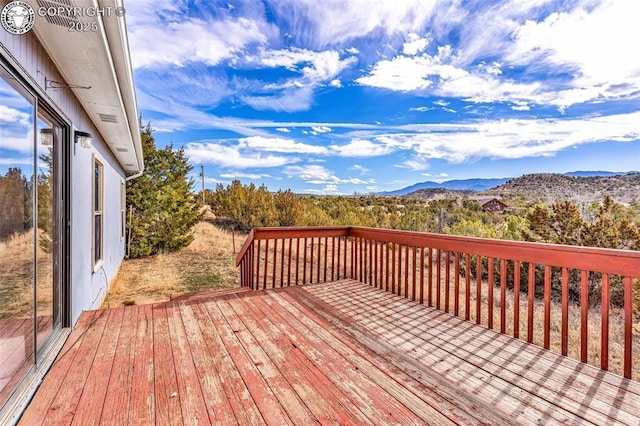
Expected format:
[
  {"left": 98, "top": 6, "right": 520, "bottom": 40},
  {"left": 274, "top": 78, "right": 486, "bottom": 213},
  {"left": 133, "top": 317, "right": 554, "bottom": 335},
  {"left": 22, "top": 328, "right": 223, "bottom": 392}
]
[
  {"left": 252, "top": 226, "right": 351, "bottom": 240},
  {"left": 349, "top": 227, "right": 640, "bottom": 276}
]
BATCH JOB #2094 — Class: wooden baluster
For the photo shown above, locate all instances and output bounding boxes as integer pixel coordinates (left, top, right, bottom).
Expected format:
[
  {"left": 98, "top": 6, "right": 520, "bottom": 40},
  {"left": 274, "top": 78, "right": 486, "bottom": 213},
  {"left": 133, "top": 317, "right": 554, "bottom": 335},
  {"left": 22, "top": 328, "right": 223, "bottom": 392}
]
[
  {"left": 317, "top": 236, "right": 322, "bottom": 283},
  {"left": 280, "top": 239, "right": 285, "bottom": 287},
  {"left": 295, "top": 238, "right": 300, "bottom": 286},
  {"left": 263, "top": 240, "right": 269, "bottom": 290},
  {"left": 428, "top": 248, "right": 433, "bottom": 307},
  {"left": 391, "top": 243, "right": 396, "bottom": 294},
  {"left": 561, "top": 267, "right": 569, "bottom": 355},
  {"left": 303, "top": 237, "right": 308, "bottom": 285},
  {"left": 514, "top": 261, "right": 520, "bottom": 338},
  {"left": 404, "top": 244, "right": 409, "bottom": 297},
  {"left": 487, "top": 257, "right": 494, "bottom": 329},
  {"left": 465, "top": 253, "right": 471, "bottom": 321},
  {"left": 412, "top": 246, "right": 417, "bottom": 301},
  {"left": 331, "top": 237, "right": 336, "bottom": 282},
  {"left": 527, "top": 263, "right": 535, "bottom": 343},
  {"left": 580, "top": 270, "right": 588, "bottom": 363},
  {"left": 369, "top": 239, "right": 374, "bottom": 286},
  {"left": 385, "top": 243, "right": 390, "bottom": 292},
  {"left": 454, "top": 252, "right": 460, "bottom": 316},
  {"left": 601, "top": 273, "right": 610, "bottom": 371},
  {"left": 501, "top": 259, "right": 507, "bottom": 334},
  {"left": 287, "top": 238, "right": 292, "bottom": 286},
  {"left": 272, "top": 239, "right": 278, "bottom": 289},
  {"left": 543, "top": 265, "right": 551, "bottom": 349},
  {"left": 445, "top": 251, "right": 451, "bottom": 313},
  {"left": 420, "top": 247, "right": 425, "bottom": 304},
  {"left": 335, "top": 237, "right": 340, "bottom": 281},
  {"left": 436, "top": 249, "right": 441, "bottom": 308},
  {"left": 374, "top": 240, "right": 378, "bottom": 288},
  {"left": 256, "top": 240, "right": 261, "bottom": 290},
  {"left": 476, "top": 255, "right": 482, "bottom": 324},
  {"left": 623, "top": 276, "right": 632, "bottom": 379}
]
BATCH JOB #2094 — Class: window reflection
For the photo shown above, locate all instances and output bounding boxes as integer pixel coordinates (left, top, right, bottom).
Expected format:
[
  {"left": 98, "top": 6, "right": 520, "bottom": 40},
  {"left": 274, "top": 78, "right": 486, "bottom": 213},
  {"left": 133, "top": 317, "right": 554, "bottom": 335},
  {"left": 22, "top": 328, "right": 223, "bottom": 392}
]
[{"left": 0, "top": 69, "right": 35, "bottom": 406}]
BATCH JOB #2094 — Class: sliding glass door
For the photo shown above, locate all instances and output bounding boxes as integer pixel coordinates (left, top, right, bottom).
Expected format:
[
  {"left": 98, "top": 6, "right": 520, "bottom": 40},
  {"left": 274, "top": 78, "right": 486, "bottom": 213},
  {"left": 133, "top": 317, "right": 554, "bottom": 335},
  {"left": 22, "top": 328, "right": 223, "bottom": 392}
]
[{"left": 0, "top": 63, "right": 66, "bottom": 411}]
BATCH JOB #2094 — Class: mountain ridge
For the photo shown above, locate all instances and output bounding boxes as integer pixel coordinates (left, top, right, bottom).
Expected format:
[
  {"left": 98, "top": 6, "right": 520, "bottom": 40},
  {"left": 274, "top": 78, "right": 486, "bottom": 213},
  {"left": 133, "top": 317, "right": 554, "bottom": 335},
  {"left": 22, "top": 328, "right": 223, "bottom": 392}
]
[{"left": 380, "top": 171, "right": 637, "bottom": 196}]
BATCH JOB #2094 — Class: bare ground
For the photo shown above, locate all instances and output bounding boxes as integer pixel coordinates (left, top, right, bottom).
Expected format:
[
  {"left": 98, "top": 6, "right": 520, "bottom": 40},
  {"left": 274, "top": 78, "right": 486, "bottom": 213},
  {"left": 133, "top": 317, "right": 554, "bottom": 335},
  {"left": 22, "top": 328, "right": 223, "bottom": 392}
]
[{"left": 101, "top": 215, "right": 244, "bottom": 308}]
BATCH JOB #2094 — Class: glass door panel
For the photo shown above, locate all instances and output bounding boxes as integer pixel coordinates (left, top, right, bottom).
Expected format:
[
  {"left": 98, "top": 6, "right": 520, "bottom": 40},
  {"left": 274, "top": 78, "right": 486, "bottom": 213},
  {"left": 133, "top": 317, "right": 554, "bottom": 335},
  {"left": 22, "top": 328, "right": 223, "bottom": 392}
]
[
  {"left": 0, "top": 70, "right": 35, "bottom": 407},
  {"left": 35, "top": 116, "right": 58, "bottom": 353}
]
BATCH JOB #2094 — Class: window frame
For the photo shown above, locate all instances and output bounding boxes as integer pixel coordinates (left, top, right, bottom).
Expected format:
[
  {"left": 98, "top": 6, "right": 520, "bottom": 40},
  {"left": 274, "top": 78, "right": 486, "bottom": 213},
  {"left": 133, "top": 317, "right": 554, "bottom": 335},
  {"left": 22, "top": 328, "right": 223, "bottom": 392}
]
[
  {"left": 92, "top": 156, "right": 104, "bottom": 271},
  {"left": 120, "top": 181, "right": 126, "bottom": 240}
]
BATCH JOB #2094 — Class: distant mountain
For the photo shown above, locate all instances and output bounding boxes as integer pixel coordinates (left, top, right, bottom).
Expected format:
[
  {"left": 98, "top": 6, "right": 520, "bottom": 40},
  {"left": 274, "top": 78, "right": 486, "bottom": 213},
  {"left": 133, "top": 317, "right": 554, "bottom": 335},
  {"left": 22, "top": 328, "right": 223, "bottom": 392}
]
[
  {"left": 379, "top": 178, "right": 509, "bottom": 196},
  {"left": 482, "top": 173, "right": 640, "bottom": 205},
  {"left": 379, "top": 171, "right": 637, "bottom": 196}
]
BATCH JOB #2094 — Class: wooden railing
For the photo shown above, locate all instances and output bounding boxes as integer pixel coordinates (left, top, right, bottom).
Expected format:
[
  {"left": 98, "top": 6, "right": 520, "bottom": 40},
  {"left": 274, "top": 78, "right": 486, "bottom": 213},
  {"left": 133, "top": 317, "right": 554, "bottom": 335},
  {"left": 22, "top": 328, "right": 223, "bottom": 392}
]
[{"left": 236, "top": 226, "right": 640, "bottom": 380}]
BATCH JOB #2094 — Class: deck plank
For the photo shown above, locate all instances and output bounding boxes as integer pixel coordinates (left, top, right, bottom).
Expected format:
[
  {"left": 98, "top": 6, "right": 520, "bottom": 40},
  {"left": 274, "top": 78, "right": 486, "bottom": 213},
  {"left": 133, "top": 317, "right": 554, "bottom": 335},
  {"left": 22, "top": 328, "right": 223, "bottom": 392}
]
[
  {"left": 308, "top": 284, "right": 593, "bottom": 425},
  {"left": 19, "top": 310, "right": 100, "bottom": 424},
  {"left": 228, "top": 292, "right": 400, "bottom": 424},
  {"left": 166, "top": 302, "right": 210, "bottom": 425},
  {"left": 99, "top": 304, "right": 138, "bottom": 424},
  {"left": 190, "top": 300, "right": 265, "bottom": 426},
  {"left": 18, "top": 279, "right": 640, "bottom": 426},
  {"left": 247, "top": 289, "right": 431, "bottom": 425},
  {"left": 151, "top": 302, "right": 184, "bottom": 425},
  {"left": 318, "top": 280, "right": 640, "bottom": 422},
  {"left": 203, "top": 299, "right": 293, "bottom": 425},
  {"left": 270, "top": 289, "right": 471, "bottom": 425},
  {"left": 128, "top": 303, "right": 156, "bottom": 425}
]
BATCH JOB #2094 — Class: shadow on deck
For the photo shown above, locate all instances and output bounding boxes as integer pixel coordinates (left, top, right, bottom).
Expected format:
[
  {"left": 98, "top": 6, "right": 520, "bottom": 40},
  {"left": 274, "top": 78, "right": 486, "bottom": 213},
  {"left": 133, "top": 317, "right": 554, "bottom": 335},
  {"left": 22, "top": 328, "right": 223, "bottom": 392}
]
[{"left": 19, "top": 280, "right": 640, "bottom": 425}]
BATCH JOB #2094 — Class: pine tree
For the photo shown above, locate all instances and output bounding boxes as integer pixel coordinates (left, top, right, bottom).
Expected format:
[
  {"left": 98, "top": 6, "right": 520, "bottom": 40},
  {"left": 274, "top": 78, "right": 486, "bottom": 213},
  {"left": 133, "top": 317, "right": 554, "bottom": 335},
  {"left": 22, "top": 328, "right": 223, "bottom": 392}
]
[{"left": 126, "top": 124, "right": 202, "bottom": 258}]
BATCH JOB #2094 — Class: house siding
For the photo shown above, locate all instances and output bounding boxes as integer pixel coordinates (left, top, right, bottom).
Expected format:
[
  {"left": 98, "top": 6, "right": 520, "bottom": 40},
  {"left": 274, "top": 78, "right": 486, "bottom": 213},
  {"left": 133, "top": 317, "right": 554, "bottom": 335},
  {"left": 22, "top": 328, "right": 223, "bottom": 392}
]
[{"left": 1, "top": 30, "right": 126, "bottom": 325}]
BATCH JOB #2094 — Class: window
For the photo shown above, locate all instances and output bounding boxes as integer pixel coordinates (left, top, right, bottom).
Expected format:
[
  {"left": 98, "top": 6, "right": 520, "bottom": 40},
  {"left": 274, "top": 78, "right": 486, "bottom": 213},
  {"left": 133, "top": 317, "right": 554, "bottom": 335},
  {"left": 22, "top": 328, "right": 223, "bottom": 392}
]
[
  {"left": 120, "top": 181, "right": 125, "bottom": 240},
  {"left": 93, "top": 157, "right": 103, "bottom": 268}
]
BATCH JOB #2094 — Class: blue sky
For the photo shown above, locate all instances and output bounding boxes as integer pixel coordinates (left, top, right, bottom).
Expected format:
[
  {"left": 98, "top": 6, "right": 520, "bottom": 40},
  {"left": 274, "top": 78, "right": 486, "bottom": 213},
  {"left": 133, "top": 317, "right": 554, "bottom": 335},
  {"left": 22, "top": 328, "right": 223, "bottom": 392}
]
[{"left": 126, "top": 0, "right": 640, "bottom": 194}]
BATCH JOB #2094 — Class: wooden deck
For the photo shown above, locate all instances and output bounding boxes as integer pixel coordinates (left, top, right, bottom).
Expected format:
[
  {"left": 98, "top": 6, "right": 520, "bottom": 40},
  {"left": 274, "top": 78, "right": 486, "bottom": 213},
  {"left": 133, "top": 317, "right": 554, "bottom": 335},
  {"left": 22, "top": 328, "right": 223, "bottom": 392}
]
[{"left": 20, "top": 280, "right": 640, "bottom": 425}]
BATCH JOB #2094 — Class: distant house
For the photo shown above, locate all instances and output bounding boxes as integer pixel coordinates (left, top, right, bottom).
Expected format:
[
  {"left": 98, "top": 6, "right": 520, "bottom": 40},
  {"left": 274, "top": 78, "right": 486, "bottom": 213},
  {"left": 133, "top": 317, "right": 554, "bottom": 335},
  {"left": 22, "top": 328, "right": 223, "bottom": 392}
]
[
  {"left": 1, "top": 1, "right": 141, "bottom": 421},
  {"left": 481, "top": 198, "right": 508, "bottom": 213}
]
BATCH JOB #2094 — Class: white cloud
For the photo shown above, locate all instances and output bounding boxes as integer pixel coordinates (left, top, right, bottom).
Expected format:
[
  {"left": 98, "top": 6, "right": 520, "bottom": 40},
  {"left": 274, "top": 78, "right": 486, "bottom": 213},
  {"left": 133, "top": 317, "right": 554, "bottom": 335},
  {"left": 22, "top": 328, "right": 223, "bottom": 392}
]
[
  {"left": 330, "top": 79, "right": 342, "bottom": 87},
  {"left": 409, "top": 106, "right": 433, "bottom": 112},
  {"left": 284, "top": 165, "right": 339, "bottom": 184},
  {"left": 330, "top": 138, "right": 395, "bottom": 157},
  {"left": 185, "top": 143, "right": 295, "bottom": 169},
  {"left": 130, "top": 17, "right": 271, "bottom": 69},
  {"left": 395, "top": 158, "right": 429, "bottom": 171},
  {"left": 269, "top": 0, "right": 440, "bottom": 47},
  {"left": 311, "top": 126, "right": 332, "bottom": 133},
  {"left": 239, "top": 136, "right": 328, "bottom": 154},
  {"left": 0, "top": 105, "right": 30, "bottom": 125},
  {"left": 219, "top": 172, "right": 270, "bottom": 180},
  {"left": 378, "top": 111, "right": 640, "bottom": 163},
  {"left": 350, "top": 164, "right": 369, "bottom": 175},
  {"left": 403, "top": 33, "right": 430, "bottom": 55},
  {"left": 276, "top": 127, "right": 291, "bottom": 132}
]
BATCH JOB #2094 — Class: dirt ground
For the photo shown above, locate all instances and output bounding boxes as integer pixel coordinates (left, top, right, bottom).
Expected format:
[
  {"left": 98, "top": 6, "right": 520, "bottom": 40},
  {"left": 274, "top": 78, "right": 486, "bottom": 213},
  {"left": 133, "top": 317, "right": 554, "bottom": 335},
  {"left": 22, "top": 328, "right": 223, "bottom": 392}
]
[{"left": 101, "top": 214, "right": 245, "bottom": 308}]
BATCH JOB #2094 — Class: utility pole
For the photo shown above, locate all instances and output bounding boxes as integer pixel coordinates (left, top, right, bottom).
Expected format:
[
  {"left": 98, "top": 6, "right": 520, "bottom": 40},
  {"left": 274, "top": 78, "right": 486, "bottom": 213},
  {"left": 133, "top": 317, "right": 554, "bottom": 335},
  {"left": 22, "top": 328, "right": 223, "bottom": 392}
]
[{"left": 201, "top": 165, "right": 205, "bottom": 205}]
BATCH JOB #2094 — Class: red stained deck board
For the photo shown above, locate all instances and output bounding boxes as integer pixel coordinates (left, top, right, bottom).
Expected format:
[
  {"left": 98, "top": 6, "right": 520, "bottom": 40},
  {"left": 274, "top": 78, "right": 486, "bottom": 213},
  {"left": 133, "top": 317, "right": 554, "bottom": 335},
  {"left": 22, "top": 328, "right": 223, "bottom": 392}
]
[
  {"left": 165, "top": 302, "right": 210, "bottom": 424},
  {"left": 98, "top": 305, "right": 138, "bottom": 424},
  {"left": 128, "top": 303, "right": 156, "bottom": 425},
  {"left": 151, "top": 302, "right": 184, "bottom": 425},
  {"left": 217, "top": 298, "right": 321, "bottom": 424},
  {"left": 324, "top": 280, "right": 640, "bottom": 420},
  {"left": 202, "top": 299, "right": 293, "bottom": 425},
  {"left": 246, "top": 289, "right": 429, "bottom": 425},
  {"left": 226, "top": 293, "right": 377, "bottom": 424},
  {"left": 189, "top": 300, "right": 265, "bottom": 426},
  {"left": 19, "top": 279, "right": 640, "bottom": 426},
  {"left": 178, "top": 302, "right": 236, "bottom": 425}
]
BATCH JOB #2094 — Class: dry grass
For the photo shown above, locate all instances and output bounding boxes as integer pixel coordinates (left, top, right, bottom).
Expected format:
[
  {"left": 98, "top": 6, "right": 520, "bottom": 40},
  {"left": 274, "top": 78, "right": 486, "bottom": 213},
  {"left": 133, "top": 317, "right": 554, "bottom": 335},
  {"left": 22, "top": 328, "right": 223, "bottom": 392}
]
[
  {"left": 0, "top": 230, "right": 53, "bottom": 320},
  {"left": 102, "top": 214, "right": 243, "bottom": 308}
]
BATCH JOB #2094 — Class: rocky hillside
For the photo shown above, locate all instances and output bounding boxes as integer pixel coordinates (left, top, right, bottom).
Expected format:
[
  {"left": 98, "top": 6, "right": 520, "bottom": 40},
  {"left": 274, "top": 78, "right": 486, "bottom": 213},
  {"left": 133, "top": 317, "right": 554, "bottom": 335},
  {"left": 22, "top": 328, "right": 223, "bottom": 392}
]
[
  {"left": 402, "top": 187, "right": 476, "bottom": 200},
  {"left": 482, "top": 173, "right": 640, "bottom": 205}
]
